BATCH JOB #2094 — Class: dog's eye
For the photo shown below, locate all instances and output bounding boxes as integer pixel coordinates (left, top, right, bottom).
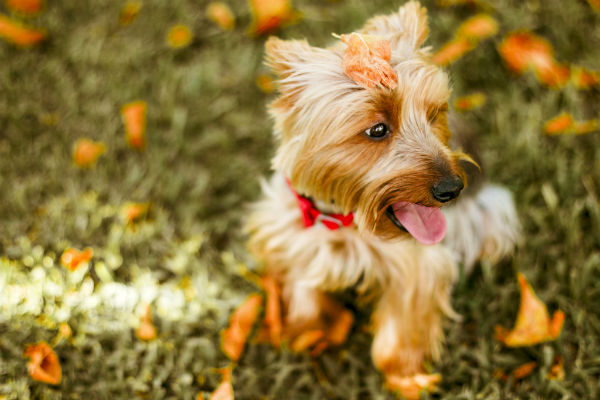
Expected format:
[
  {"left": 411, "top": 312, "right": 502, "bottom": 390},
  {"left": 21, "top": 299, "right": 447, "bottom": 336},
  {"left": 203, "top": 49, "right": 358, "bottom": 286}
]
[{"left": 364, "top": 123, "right": 390, "bottom": 140}]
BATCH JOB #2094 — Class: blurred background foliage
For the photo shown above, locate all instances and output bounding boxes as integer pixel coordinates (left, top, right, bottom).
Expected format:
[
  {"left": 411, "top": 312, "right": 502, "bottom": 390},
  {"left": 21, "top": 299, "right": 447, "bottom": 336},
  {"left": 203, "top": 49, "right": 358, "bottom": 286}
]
[{"left": 0, "top": 0, "right": 600, "bottom": 399}]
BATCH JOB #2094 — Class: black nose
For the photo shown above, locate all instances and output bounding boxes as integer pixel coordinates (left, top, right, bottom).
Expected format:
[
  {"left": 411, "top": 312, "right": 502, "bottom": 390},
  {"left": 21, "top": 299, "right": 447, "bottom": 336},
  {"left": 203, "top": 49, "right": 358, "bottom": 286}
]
[{"left": 431, "top": 175, "right": 464, "bottom": 203}]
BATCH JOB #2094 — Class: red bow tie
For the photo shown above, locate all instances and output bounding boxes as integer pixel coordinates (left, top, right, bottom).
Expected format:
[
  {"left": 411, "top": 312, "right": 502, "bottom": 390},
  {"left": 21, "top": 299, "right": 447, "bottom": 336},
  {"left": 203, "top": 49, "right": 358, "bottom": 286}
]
[{"left": 286, "top": 179, "right": 354, "bottom": 230}]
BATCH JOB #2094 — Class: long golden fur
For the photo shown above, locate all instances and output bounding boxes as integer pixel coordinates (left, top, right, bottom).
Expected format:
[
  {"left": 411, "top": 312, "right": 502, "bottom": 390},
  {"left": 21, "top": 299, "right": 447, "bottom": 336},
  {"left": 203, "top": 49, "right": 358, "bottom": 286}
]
[{"left": 247, "top": 0, "right": 520, "bottom": 391}]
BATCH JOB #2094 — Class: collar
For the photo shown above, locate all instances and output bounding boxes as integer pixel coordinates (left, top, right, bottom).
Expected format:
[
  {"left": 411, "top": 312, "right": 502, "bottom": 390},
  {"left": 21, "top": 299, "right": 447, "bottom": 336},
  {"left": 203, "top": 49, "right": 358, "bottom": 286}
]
[{"left": 286, "top": 179, "right": 354, "bottom": 230}]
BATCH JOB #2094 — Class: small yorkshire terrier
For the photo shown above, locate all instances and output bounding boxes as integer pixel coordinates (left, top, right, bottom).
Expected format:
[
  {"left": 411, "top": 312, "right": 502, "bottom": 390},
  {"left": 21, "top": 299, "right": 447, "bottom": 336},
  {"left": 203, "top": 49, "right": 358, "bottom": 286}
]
[{"left": 247, "top": 0, "right": 519, "bottom": 393}]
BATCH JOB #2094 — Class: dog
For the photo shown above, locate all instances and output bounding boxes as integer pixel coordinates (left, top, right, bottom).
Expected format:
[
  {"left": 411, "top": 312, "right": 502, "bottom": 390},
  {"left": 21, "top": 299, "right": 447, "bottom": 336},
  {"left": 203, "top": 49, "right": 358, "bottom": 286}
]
[{"left": 246, "top": 1, "right": 520, "bottom": 394}]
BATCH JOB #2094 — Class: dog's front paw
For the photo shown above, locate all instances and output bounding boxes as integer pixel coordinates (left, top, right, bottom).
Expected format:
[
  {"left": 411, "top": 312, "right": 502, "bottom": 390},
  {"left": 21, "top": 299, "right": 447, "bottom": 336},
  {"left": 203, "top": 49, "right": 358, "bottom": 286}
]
[{"left": 385, "top": 372, "right": 441, "bottom": 400}]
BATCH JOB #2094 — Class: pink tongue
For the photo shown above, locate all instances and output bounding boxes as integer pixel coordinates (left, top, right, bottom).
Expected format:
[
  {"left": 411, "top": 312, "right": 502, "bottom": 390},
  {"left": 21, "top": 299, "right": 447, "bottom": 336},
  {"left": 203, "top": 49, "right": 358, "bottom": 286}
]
[{"left": 392, "top": 202, "right": 447, "bottom": 245}]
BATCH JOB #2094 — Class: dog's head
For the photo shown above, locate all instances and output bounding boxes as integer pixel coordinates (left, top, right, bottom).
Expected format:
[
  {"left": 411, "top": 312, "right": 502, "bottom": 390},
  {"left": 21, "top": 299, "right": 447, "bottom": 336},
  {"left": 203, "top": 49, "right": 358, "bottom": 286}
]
[{"left": 266, "top": 1, "right": 468, "bottom": 244}]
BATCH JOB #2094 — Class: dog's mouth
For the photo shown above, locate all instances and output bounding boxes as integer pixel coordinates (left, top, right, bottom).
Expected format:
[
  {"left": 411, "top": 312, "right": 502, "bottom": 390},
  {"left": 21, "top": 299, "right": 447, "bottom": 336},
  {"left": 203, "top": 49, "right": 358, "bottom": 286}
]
[{"left": 385, "top": 202, "right": 447, "bottom": 245}]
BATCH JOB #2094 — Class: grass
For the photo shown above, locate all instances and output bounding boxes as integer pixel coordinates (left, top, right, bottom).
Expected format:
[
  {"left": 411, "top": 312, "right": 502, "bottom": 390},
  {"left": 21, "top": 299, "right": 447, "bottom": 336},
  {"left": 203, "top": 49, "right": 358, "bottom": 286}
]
[{"left": 0, "top": 0, "right": 599, "bottom": 399}]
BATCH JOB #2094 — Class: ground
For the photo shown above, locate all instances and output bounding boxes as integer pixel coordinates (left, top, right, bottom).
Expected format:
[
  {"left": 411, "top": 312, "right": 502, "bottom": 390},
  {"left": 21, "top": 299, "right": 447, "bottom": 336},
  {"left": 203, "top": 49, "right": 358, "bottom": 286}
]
[{"left": 0, "top": 0, "right": 600, "bottom": 399}]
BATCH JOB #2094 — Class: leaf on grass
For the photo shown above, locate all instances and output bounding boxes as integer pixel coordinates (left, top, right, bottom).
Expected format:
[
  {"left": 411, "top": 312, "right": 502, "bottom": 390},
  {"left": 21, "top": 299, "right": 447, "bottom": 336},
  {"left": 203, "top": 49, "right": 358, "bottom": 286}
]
[
  {"left": 136, "top": 304, "right": 157, "bottom": 341},
  {"left": 547, "top": 356, "right": 565, "bottom": 381},
  {"left": 60, "top": 247, "right": 93, "bottom": 271},
  {"left": 587, "top": 0, "right": 600, "bottom": 12},
  {"left": 544, "top": 113, "right": 598, "bottom": 135},
  {"left": 385, "top": 372, "right": 441, "bottom": 400},
  {"left": 0, "top": 14, "right": 45, "bottom": 46},
  {"left": 120, "top": 1, "right": 142, "bottom": 26},
  {"left": 207, "top": 2, "right": 235, "bottom": 31},
  {"left": 248, "top": 0, "right": 300, "bottom": 36},
  {"left": 340, "top": 32, "right": 398, "bottom": 89},
  {"left": 255, "top": 73, "right": 275, "bottom": 93},
  {"left": 73, "top": 139, "right": 106, "bottom": 168},
  {"left": 167, "top": 24, "right": 192, "bottom": 48},
  {"left": 456, "top": 14, "right": 498, "bottom": 41},
  {"left": 498, "top": 32, "right": 570, "bottom": 87},
  {"left": 24, "top": 342, "right": 61, "bottom": 385},
  {"left": 260, "top": 276, "right": 282, "bottom": 347},
  {"left": 454, "top": 92, "right": 486, "bottom": 111},
  {"left": 571, "top": 66, "right": 600, "bottom": 89},
  {"left": 207, "top": 367, "right": 234, "bottom": 400},
  {"left": 121, "top": 101, "right": 147, "bottom": 150},
  {"left": 221, "top": 293, "right": 263, "bottom": 361},
  {"left": 431, "top": 37, "right": 474, "bottom": 66},
  {"left": 495, "top": 272, "right": 565, "bottom": 347},
  {"left": 291, "top": 330, "right": 324, "bottom": 353},
  {"left": 512, "top": 362, "right": 537, "bottom": 380},
  {"left": 5, "top": 0, "right": 43, "bottom": 15},
  {"left": 121, "top": 202, "right": 150, "bottom": 224}
]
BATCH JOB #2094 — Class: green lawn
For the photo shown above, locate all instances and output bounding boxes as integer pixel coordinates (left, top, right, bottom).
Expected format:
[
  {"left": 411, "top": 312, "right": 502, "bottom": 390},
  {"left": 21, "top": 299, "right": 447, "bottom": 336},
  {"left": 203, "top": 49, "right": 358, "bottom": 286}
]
[{"left": 1, "top": 0, "right": 600, "bottom": 399}]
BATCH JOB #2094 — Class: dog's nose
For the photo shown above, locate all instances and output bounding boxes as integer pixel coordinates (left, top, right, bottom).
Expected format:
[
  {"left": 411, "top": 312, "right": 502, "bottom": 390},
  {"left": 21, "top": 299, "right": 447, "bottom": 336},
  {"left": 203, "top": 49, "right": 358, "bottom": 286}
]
[{"left": 431, "top": 175, "right": 464, "bottom": 203}]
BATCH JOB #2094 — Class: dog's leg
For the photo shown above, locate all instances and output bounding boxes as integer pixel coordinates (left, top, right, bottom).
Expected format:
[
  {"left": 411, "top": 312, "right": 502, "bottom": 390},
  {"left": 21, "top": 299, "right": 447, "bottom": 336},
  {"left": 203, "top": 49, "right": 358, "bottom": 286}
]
[{"left": 370, "top": 245, "right": 458, "bottom": 377}]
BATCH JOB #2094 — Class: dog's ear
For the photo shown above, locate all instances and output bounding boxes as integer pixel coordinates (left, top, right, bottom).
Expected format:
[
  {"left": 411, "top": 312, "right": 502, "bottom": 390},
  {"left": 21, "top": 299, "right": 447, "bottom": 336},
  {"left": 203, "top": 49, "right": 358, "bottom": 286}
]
[
  {"left": 265, "top": 37, "right": 319, "bottom": 79},
  {"left": 361, "top": 1, "right": 429, "bottom": 54}
]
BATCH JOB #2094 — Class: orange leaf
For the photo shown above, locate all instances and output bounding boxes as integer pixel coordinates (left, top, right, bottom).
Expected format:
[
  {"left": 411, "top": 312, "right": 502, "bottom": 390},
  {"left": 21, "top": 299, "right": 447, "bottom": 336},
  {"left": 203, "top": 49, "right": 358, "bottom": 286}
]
[
  {"left": 512, "top": 362, "right": 537, "bottom": 380},
  {"left": 120, "top": 1, "right": 142, "bottom": 26},
  {"left": 386, "top": 373, "right": 441, "bottom": 400},
  {"left": 260, "top": 276, "right": 282, "bottom": 347},
  {"left": 24, "top": 342, "right": 61, "bottom": 385},
  {"left": 291, "top": 329, "right": 324, "bottom": 353},
  {"left": 221, "top": 293, "right": 263, "bottom": 361},
  {"left": 544, "top": 113, "right": 574, "bottom": 134},
  {"left": 136, "top": 304, "right": 157, "bottom": 341},
  {"left": 498, "top": 32, "right": 569, "bottom": 87},
  {"left": 0, "top": 14, "right": 45, "bottom": 46},
  {"left": 547, "top": 356, "right": 565, "bottom": 381},
  {"left": 496, "top": 272, "right": 564, "bottom": 347},
  {"left": 121, "top": 101, "right": 147, "bottom": 150},
  {"left": 5, "top": 0, "right": 43, "bottom": 15},
  {"left": 255, "top": 73, "right": 275, "bottom": 93},
  {"left": 571, "top": 66, "right": 600, "bottom": 89},
  {"left": 432, "top": 37, "right": 474, "bottom": 66},
  {"left": 122, "top": 202, "right": 150, "bottom": 224},
  {"left": 340, "top": 33, "right": 398, "bottom": 89},
  {"left": 573, "top": 119, "right": 599, "bottom": 135},
  {"left": 207, "top": 2, "right": 235, "bottom": 31},
  {"left": 167, "top": 24, "right": 192, "bottom": 48},
  {"left": 208, "top": 367, "right": 234, "bottom": 400},
  {"left": 453, "top": 92, "right": 486, "bottom": 111},
  {"left": 248, "top": 0, "right": 299, "bottom": 36},
  {"left": 72, "top": 139, "right": 106, "bottom": 167},
  {"left": 456, "top": 14, "right": 498, "bottom": 41},
  {"left": 60, "top": 247, "right": 93, "bottom": 271}
]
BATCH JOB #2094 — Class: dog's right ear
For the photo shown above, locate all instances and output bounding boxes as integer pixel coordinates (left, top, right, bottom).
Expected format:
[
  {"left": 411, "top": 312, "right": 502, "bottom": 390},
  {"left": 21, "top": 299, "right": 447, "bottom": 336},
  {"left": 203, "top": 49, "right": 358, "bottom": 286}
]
[{"left": 265, "top": 37, "right": 317, "bottom": 79}]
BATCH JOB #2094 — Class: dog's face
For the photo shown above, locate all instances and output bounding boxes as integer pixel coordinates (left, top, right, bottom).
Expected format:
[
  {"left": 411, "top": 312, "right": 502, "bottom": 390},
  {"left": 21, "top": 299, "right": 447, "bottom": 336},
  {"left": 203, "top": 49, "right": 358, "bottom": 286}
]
[{"left": 266, "top": 2, "right": 466, "bottom": 244}]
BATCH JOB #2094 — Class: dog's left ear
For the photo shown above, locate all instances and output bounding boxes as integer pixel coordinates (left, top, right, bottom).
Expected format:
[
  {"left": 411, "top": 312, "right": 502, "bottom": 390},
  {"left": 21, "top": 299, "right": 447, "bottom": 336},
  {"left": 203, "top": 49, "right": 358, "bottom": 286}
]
[{"left": 361, "top": 1, "right": 429, "bottom": 55}]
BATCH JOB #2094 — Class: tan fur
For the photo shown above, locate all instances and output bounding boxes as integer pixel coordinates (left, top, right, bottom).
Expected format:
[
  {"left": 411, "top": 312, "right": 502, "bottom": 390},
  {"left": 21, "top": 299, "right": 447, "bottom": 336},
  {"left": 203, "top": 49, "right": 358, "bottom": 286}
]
[{"left": 247, "top": 0, "right": 517, "bottom": 385}]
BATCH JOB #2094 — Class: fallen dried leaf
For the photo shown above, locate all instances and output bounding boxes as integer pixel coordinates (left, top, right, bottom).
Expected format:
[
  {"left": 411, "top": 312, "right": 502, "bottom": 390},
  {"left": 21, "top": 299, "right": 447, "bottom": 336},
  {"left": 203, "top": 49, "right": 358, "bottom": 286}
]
[
  {"left": 498, "top": 32, "right": 569, "bottom": 87},
  {"left": 456, "top": 14, "right": 498, "bottom": 41},
  {"left": 121, "top": 101, "right": 147, "bottom": 150},
  {"left": 340, "top": 32, "right": 398, "bottom": 89},
  {"left": 136, "top": 304, "right": 157, "bottom": 341},
  {"left": 248, "top": 0, "right": 299, "bottom": 36},
  {"left": 0, "top": 14, "right": 45, "bottom": 46},
  {"left": 544, "top": 113, "right": 574, "bottom": 134},
  {"left": 73, "top": 139, "right": 106, "bottom": 167},
  {"left": 120, "top": 1, "right": 142, "bottom": 25},
  {"left": 221, "top": 293, "right": 263, "bottom": 361},
  {"left": 255, "top": 73, "right": 275, "bottom": 93},
  {"left": 496, "top": 272, "right": 564, "bottom": 347},
  {"left": 260, "top": 276, "right": 282, "bottom": 347},
  {"left": 207, "top": 2, "right": 235, "bottom": 31},
  {"left": 571, "top": 66, "right": 600, "bottom": 89},
  {"left": 454, "top": 92, "right": 486, "bottom": 111},
  {"left": 386, "top": 372, "right": 441, "bottom": 400},
  {"left": 24, "top": 342, "right": 61, "bottom": 385},
  {"left": 547, "top": 356, "right": 565, "bottom": 380},
  {"left": 122, "top": 202, "right": 150, "bottom": 224},
  {"left": 60, "top": 247, "right": 93, "bottom": 271},
  {"left": 432, "top": 37, "right": 474, "bottom": 66},
  {"left": 512, "top": 362, "right": 537, "bottom": 380},
  {"left": 5, "top": 0, "right": 43, "bottom": 15},
  {"left": 291, "top": 329, "right": 324, "bottom": 353},
  {"left": 573, "top": 119, "right": 599, "bottom": 135},
  {"left": 588, "top": 0, "right": 600, "bottom": 11},
  {"left": 167, "top": 24, "right": 192, "bottom": 48}
]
